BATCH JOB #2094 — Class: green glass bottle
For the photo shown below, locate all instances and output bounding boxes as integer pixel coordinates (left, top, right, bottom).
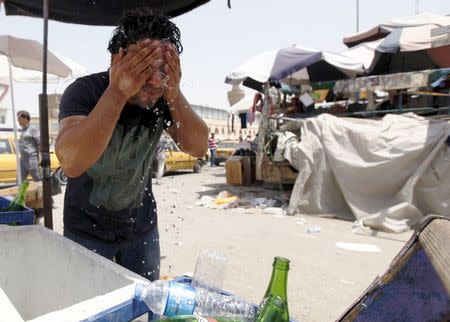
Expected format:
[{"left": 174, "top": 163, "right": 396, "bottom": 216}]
[
  {"left": 5, "top": 181, "right": 30, "bottom": 211},
  {"left": 152, "top": 316, "right": 252, "bottom": 322},
  {"left": 256, "top": 257, "right": 290, "bottom": 322},
  {"left": 255, "top": 295, "right": 286, "bottom": 322}
]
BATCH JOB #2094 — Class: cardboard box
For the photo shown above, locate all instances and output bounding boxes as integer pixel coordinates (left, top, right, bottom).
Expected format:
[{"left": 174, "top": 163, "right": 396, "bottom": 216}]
[{"left": 226, "top": 156, "right": 244, "bottom": 185}]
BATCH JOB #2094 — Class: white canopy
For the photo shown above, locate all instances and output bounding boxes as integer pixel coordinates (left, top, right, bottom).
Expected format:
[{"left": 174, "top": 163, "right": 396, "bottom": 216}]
[
  {"left": 226, "top": 45, "right": 364, "bottom": 90},
  {"left": 344, "top": 13, "right": 450, "bottom": 47},
  {"left": 340, "top": 40, "right": 383, "bottom": 70}
]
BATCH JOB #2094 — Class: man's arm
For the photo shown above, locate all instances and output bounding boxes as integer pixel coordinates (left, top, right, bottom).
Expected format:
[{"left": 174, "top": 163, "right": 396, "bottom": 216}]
[
  {"left": 162, "top": 44, "right": 208, "bottom": 157},
  {"left": 166, "top": 92, "right": 208, "bottom": 158},
  {"left": 55, "top": 89, "right": 127, "bottom": 178},
  {"left": 55, "top": 40, "right": 164, "bottom": 178}
]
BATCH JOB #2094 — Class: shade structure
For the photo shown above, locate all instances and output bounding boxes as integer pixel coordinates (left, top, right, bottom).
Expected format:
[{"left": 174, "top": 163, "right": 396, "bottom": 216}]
[
  {"left": 229, "top": 95, "right": 254, "bottom": 114},
  {"left": 225, "top": 45, "right": 364, "bottom": 91},
  {"left": 340, "top": 40, "right": 383, "bottom": 70},
  {"left": 2, "top": 0, "right": 211, "bottom": 25},
  {"left": 369, "top": 24, "right": 450, "bottom": 75},
  {"left": 0, "top": 35, "right": 87, "bottom": 183},
  {"left": 0, "top": 35, "right": 87, "bottom": 82},
  {"left": 344, "top": 12, "right": 450, "bottom": 48}
]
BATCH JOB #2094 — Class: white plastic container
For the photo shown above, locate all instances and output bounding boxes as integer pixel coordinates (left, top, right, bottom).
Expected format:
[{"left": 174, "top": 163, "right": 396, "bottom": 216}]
[{"left": 0, "top": 225, "right": 150, "bottom": 322}]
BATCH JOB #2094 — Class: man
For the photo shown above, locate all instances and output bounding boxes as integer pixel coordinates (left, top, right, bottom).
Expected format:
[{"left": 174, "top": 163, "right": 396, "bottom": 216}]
[
  {"left": 17, "top": 110, "right": 42, "bottom": 182},
  {"left": 55, "top": 9, "right": 208, "bottom": 280},
  {"left": 154, "top": 135, "right": 169, "bottom": 185},
  {"left": 208, "top": 133, "right": 217, "bottom": 167}
]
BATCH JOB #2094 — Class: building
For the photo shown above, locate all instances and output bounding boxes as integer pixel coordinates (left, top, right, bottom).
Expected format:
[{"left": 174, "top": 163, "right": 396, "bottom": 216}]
[
  {"left": 24, "top": 93, "right": 261, "bottom": 144},
  {"left": 191, "top": 104, "right": 260, "bottom": 141}
]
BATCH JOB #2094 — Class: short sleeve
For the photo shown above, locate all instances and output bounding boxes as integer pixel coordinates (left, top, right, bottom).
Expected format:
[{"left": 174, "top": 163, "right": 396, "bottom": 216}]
[{"left": 58, "top": 79, "right": 96, "bottom": 121}]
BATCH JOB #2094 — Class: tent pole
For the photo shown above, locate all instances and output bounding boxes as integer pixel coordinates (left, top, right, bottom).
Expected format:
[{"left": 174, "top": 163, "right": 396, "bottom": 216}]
[
  {"left": 40, "top": 0, "right": 53, "bottom": 229},
  {"left": 7, "top": 60, "right": 22, "bottom": 184}
]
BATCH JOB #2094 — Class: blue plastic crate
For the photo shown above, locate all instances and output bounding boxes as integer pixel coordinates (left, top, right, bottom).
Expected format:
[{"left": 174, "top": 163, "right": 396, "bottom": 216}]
[{"left": 0, "top": 196, "right": 34, "bottom": 225}]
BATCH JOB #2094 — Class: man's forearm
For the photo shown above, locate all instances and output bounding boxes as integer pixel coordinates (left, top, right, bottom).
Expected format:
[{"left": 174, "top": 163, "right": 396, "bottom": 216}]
[
  {"left": 55, "top": 87, "right": 127, "bottom": 177},
  {"left": 167, "top": 92, "right": 208, "bottom": 157}
]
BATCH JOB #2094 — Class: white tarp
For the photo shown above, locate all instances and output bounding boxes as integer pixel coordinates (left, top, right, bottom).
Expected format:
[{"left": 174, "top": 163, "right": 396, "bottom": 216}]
[
  {"left": 344, "top": 13, "right": 450, "bottom": 47},
  {"left": 282, "top": 113, "right": 450, "bottom": 232}
]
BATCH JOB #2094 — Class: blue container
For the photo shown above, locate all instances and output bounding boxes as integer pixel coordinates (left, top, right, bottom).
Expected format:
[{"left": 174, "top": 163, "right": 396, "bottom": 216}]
[
  {"left": 147, "top": 276, "right": 299, "bottom": 322},
  {"left": 0, "top": 196, "right": 34, "bottom": 225}
]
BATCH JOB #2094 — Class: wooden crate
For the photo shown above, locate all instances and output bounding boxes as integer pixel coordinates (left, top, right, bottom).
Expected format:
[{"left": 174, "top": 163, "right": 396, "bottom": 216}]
[{"left": 338, "top": 215, "right": 450, "bottom": 322}]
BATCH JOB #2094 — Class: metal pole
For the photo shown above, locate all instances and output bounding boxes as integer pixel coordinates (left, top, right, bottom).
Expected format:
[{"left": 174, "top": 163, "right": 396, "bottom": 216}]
[
  {"left": 40, "top": 0, "right": 53, "bottom": 229},
  {"left": 356, "top": 0, "right": 359, "bottom": 32},
  {"left": 7, "top": 60, "right": 22, "bottom": 184}
]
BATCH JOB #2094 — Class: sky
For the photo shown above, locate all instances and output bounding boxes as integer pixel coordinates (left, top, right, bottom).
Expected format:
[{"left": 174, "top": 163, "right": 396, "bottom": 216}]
[{"left": 0, "top": 0, "right": 449, "bottom": 118}]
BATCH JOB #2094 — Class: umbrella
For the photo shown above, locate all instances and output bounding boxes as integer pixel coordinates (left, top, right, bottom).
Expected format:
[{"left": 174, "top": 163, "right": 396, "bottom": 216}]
[
  {"left": 230, "top": 95, "right": 254, "bottom": 115},
  {"left": 0, "top": 35, "right": 87, "bottom": 182},
  {"left": 340, "top": 39, "right": 383, "bottom": 70},
  {"left": 0, "top": 35, "right": 87, "bottom": 82},
  {"left": 343, "top": 12, "right": 450, "bottom": 48},
  {"left": 2, "top": 0, "right": 211, "bottom": 229},
  {"left": 368, "top": 24, "right": 450, "bottom": 75},
  {"left": 2, "top": 0, "right": 211, "bottom": 25},
  {"left": 225, "top": 45, "right": 364, "bottom": 91}
]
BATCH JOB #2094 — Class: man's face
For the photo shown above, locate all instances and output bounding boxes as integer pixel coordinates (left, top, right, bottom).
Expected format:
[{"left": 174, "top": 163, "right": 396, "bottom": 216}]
[
  {"left": 127, "top": 40, "right": 171, "bottom": 109},
  {"left": 18, "top": 116, "right": 28, "bottom": 128}
]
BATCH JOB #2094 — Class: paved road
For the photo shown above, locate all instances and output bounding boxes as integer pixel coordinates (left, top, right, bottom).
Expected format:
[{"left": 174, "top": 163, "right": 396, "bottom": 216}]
[{"left": 51, "top": 165, "right": 413, "bottom": 321}]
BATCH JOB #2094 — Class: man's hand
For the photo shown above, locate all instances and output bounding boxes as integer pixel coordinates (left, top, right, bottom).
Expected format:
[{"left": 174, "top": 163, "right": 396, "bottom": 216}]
[
  {"left": 109, "top": 39, "right": 165, "bottom": 101},
  {"left": 162, "top": 43, "right": 182, "bottom": 104}
]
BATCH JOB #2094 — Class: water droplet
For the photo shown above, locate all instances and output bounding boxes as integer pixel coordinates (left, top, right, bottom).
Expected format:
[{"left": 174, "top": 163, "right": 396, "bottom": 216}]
[
  {"left": 93, "top": 249, "right": 97, "bottom": 252},
  {"left": 144, "top": 241, "right": 147, "bottom": 245},
  {"left": 142, "top": 260, "right": 146, "bottom": 264},
  {"left": 150, "top": 220, "right": 154, "bottom": 224}
]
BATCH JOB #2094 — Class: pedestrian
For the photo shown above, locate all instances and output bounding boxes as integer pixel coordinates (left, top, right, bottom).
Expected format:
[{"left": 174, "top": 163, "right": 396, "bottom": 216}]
[
  {"left": 55, "top": 8, "right": 208, "bottom": 281},
  {"left": 155, "top": 136, "right": 168, "bottom": 185},
  {"left": 208, "top": 133, "right": 217, "bottom": 167},
  {"left": 17, "top": 110, "right": 42, "bottom": 182}
]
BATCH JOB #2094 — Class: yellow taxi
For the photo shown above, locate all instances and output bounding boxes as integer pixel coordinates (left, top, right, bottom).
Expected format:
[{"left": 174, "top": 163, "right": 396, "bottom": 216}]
[
  {"left": 0, "top": 134, "right": 65, "bottom": 184},
  {"left": 152, "top": 139, "right": 206, "bottom": 176},
  {"left": 214, "top": 140, "right": 239, "bottom": 166}
]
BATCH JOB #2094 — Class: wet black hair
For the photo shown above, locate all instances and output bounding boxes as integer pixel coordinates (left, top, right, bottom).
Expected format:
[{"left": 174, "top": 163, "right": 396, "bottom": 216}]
[{"left": 107, "top": 8, "right": 182, "bottom": 55}]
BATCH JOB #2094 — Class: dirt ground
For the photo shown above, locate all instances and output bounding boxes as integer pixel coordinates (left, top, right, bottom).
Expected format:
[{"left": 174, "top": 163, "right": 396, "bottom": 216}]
[{"left": 51, "top": 165, "right": 413, "bottom": 321}]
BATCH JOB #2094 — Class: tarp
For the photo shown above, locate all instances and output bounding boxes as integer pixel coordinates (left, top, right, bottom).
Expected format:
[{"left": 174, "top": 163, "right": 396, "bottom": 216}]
[
  {"left": 340, "top": 39, "right": 383, "bottom": 70},
  {"left": 344, "top": 13, "right": 450, "bottom": 48},
  {"left": 225, "top": 45, "right": 364, "bottom": 91},
  {"left": 281, "top": 113, "right": 450, "bottom": 232}
]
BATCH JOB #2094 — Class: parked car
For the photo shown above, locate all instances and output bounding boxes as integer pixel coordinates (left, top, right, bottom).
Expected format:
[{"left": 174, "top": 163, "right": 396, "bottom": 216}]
[
  {"left": 152, "top": 139, "right": 206, "bottom": 176},
  {"left": 214, "top": 140, "right": 239, "bottom": 166},
  {"left": 0, "top": 134, "right": 66, "bottom": 185}
]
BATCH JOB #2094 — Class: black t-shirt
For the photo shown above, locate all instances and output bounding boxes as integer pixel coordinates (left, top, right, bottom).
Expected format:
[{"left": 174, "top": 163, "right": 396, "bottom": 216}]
[{"left": 59, "top": 71, "right": 173, "bottom": 242}]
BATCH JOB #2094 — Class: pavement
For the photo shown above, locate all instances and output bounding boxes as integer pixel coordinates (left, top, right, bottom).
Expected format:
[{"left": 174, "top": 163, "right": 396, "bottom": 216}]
[{"left": 50, "top": 165, "right": 413, "bottom": 322}]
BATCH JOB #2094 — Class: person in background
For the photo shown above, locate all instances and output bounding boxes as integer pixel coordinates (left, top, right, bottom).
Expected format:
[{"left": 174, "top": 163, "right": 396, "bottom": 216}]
[
  {"left": 208, "top": 133, "right": 217, "bottom": 167},
  {"left": 17, "top": 110, "right": 42, "bottom": 182},
  {"left": 55, "top": 8, "right": 208, "bottom": 281},
  {"left": 155, "top": 136, "right": 169, "bottom": 185}
]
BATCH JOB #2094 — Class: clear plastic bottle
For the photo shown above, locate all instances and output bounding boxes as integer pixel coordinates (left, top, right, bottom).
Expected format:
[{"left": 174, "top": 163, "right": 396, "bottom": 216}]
[{"left": 138, "top": 280, "right": 256, "bottom": 318}]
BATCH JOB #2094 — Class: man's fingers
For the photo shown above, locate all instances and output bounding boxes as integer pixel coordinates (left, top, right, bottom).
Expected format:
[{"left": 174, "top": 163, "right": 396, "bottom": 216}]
[{"left": 134, "top": 47, "right": 164, "bottom": 76}]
